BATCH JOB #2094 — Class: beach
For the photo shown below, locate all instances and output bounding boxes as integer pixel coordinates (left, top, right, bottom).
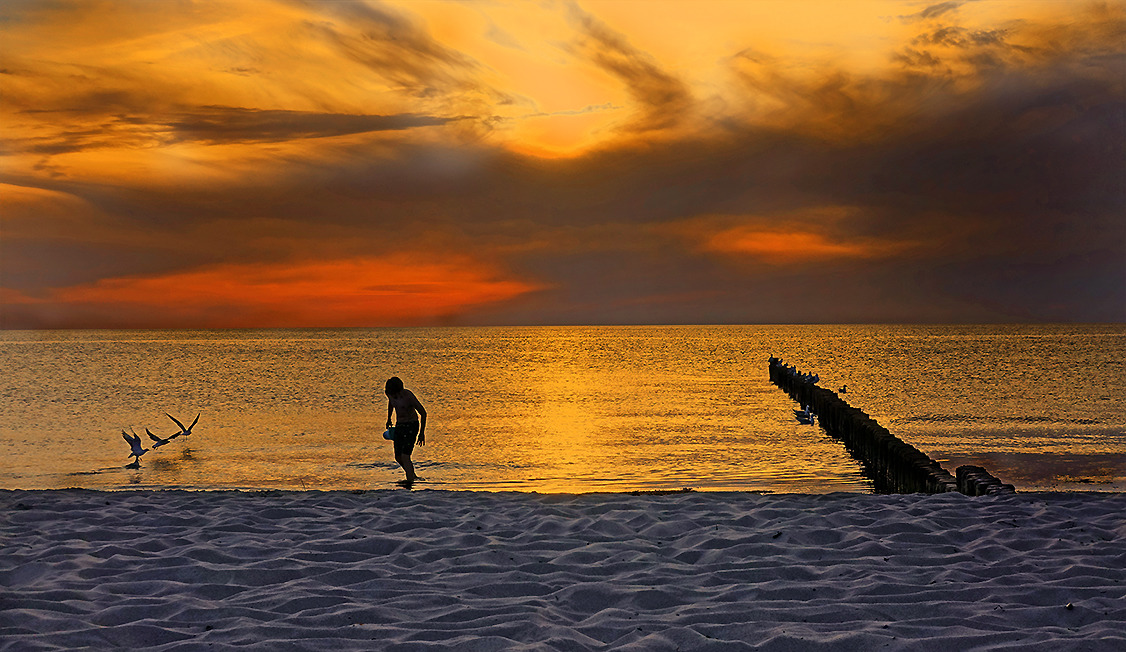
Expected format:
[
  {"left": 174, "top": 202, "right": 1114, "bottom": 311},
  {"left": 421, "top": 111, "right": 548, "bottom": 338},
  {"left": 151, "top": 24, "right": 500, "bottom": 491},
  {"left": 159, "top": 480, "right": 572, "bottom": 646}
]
[{"left": 2, "top": 489, "right": 1123, "bottom": 650}]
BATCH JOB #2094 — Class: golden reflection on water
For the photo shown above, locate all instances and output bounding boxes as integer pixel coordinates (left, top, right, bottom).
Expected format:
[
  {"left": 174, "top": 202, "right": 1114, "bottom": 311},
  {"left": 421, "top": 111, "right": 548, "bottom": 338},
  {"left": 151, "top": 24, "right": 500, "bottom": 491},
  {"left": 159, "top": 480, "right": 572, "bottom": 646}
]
[{"left": 432, "top": 326, "right": 882, "bottom": 493}]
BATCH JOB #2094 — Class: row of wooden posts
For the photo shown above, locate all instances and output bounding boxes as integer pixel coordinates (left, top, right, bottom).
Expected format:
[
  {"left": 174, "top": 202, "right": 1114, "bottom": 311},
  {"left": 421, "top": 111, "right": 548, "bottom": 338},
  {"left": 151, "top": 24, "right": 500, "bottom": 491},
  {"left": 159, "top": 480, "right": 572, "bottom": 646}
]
[{"left": 769, "top": 357, "right": 1015, "bottom": 495}]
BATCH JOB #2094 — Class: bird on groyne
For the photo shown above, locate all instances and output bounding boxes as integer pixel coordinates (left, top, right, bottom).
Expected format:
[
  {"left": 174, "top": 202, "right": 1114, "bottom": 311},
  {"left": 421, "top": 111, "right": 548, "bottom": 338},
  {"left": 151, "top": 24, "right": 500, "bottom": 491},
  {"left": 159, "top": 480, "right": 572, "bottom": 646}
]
[
  {"left": 794, "top": 406, "right": 815, "bottom": 425},
  {"left": 165, "top": 412, "right": 200, "bottom": 438},
  {"left": 146, "top": 428, "right": 174, "bottom": 449},
  {"left": 122, "top": 429, "right": 148, "bottom": 467}
]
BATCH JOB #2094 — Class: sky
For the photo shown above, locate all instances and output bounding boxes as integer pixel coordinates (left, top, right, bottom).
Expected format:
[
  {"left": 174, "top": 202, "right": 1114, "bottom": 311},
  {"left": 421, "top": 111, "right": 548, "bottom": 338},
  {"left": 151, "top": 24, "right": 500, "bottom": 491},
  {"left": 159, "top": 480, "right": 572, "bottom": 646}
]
[{"left": 1, "top": 0, "right": 1123, "bottom": 328}]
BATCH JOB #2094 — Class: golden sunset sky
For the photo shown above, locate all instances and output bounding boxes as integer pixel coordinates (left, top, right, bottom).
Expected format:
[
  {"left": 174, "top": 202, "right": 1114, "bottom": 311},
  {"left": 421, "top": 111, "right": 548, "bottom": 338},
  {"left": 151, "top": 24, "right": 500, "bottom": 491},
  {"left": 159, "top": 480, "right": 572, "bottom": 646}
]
[{"left": 1, "top": 0, "right": 1123, "bottom": 327}]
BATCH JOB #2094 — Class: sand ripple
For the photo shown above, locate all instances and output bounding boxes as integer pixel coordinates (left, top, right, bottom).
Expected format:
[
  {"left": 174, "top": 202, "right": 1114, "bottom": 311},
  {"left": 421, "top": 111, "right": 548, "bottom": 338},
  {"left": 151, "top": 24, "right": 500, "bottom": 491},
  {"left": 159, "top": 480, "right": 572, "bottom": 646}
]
[{"left": 2, "top": 490, "right": 1124, "bottom": 650}]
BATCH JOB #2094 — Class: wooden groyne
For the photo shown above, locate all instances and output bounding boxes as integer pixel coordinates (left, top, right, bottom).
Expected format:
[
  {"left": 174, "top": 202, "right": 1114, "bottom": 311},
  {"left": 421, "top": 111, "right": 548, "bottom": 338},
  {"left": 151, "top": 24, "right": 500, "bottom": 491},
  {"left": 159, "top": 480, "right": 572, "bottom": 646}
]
[
  {"left": 955, "top": 465, "right": 1015, "bottom": 496},
  {"left": 769, "top": 357, "right": 1015, "bottom": 495}
]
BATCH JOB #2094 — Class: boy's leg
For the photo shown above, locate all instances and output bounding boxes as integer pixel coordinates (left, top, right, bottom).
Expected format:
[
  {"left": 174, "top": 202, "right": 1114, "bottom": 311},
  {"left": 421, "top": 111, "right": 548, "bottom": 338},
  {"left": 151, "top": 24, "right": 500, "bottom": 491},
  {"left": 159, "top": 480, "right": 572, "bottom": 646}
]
[
  {"left": 396, "top": 453, "right": 417, "bottom": 481},
  {"left": 392, "top": 422, "right": 420, "bottom": 482}
]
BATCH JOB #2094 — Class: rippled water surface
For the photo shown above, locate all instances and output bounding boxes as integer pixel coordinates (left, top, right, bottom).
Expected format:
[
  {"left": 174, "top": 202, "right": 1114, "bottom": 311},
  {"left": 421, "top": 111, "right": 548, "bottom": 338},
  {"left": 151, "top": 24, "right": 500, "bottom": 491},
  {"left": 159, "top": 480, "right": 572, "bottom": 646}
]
[{"left": 1, "top": 325, "right": 1123, "bottom": 492}]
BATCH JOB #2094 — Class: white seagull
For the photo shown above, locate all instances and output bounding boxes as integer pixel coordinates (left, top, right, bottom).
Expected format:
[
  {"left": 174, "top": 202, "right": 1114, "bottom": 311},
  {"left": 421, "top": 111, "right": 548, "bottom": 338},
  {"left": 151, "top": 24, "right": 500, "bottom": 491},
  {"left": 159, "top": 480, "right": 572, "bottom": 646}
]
[
  {"left": 165, "top": 412, "right": 200, "bottom": 438},
  {"left": 146, "top": 428, "right": 174, "bottom": 448},
  {"left": 122, "top": 429, "right": 148, "bottom": 466}
]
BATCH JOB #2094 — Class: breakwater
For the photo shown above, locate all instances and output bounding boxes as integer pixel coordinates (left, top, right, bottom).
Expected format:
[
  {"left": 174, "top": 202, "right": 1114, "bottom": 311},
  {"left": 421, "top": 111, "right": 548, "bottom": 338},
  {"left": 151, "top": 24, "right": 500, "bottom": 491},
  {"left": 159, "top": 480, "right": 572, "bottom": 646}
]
[{"left": 769, "top": 357, "right": 1015, "bottom": 495}]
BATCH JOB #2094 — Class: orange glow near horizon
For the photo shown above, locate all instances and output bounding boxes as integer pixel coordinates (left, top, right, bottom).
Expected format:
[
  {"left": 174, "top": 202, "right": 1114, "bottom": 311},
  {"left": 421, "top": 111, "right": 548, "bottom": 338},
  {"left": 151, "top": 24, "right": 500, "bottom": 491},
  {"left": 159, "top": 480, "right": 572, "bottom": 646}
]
[{"left": 12, "top": 257, "right": 544, "bottom": 328}]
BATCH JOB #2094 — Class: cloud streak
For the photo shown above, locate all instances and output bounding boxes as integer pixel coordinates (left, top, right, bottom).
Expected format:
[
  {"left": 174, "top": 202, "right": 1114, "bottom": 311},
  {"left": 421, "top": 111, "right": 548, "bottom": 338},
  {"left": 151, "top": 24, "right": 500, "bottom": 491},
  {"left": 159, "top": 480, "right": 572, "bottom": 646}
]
[
  {"left": 12, "top": 108, "right": 454, "bottom": 155},
  {"left": 167, "top": 107, "right": 453, "bottom": 145},
  {"left": 565, "top": 2, "right": 693, "bottom": 133}
]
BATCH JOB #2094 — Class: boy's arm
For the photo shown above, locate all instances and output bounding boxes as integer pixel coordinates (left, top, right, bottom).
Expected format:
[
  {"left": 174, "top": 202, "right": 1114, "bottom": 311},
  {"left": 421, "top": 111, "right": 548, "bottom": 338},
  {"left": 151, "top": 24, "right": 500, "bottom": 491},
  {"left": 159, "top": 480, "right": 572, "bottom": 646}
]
[
  {"left": 386, "top": 401, "right": 394, "bottom": 429},
  {"left": 416, "top": 400, "right": 427, "bottom": 445}
]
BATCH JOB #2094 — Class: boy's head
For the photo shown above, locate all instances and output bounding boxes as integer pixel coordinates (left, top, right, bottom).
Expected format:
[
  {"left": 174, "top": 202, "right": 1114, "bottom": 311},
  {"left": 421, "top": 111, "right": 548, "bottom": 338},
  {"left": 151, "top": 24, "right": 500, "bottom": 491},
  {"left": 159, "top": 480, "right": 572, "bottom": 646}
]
[{"left": 385, "top": 376, "right": 404, "bottom": 396}]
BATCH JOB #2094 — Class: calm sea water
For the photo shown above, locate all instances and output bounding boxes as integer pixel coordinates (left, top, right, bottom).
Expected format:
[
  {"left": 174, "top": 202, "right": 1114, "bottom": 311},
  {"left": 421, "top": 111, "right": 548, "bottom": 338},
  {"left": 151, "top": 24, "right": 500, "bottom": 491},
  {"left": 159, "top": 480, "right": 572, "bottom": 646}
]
[{"left": 0, "top": 325, "right": 1123, "bottom": 493}]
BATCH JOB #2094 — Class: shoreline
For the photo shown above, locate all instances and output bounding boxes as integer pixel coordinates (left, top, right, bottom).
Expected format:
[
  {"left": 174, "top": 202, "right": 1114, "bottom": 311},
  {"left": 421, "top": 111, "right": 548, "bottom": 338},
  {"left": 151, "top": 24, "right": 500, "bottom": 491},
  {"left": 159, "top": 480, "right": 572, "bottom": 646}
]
[
  {"left": 5, "top": 485, "right": 1126, "bottom": 496},
  {"left": 4, "top": 489, "right": 1124, "bottom": 650}
]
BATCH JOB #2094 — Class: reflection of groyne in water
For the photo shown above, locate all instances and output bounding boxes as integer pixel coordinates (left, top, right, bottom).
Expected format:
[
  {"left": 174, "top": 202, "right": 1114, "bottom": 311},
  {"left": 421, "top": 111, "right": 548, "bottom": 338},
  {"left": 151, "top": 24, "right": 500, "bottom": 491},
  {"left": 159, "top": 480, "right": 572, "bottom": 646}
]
[{"left": 769, "top": 357, "right": 1015, "bottom": 495}]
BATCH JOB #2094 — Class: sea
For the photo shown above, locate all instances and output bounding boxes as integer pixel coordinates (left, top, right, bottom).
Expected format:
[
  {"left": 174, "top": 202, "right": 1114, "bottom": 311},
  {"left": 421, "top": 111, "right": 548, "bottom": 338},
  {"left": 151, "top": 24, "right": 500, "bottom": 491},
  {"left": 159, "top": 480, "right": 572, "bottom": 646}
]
[{"left": 0, "top": 324, "right": 1123, "bottom": 494}]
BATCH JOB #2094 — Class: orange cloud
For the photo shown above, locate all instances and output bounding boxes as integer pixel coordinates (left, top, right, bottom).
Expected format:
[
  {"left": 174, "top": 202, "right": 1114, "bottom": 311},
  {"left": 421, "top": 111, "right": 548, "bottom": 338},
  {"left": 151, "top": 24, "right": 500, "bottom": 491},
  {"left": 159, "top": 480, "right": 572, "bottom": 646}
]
[
  {"left": 703, "top": 227, "right": 912, "bottom": 264},
  {"left": 10, "top": 256, "right": 544, "bottom": 328}
]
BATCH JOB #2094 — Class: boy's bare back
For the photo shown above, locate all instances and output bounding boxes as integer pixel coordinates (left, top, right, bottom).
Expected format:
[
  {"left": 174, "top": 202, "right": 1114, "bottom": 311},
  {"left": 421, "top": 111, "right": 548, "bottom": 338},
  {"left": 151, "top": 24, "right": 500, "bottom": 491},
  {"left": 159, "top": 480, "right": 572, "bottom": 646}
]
[{"left": 388, "top": 388, "right": 423, "bottom": 423}]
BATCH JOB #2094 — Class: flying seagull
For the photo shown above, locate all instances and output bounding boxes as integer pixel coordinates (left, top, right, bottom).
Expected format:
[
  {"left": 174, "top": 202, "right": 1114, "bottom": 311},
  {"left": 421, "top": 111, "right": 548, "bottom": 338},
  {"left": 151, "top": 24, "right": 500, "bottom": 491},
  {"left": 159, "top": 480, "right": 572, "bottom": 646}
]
[
  {"left": 122, "top": 429, "right": 148, "bottom": 466},
  {"left": 146, "top": 428, "right": 173, "bottom": 449},
  {"left": 166, "top": 412, "right": 200, "bottom": 438}
]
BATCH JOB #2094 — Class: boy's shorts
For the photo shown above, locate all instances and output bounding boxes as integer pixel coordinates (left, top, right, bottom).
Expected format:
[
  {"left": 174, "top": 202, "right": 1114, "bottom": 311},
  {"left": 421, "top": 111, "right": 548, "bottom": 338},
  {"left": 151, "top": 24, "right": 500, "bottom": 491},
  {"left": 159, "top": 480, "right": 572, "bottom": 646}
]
[{"left": 393, "top": 421, "right": 419, "bottom": 456}]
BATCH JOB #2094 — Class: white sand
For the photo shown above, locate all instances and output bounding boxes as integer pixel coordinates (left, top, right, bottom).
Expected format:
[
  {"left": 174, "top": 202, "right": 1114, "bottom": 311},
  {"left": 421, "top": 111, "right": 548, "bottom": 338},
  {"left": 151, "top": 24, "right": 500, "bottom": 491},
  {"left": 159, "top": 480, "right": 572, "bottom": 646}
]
[{"left": 2, "top": 490, "right": 1124, "bottom": 651}]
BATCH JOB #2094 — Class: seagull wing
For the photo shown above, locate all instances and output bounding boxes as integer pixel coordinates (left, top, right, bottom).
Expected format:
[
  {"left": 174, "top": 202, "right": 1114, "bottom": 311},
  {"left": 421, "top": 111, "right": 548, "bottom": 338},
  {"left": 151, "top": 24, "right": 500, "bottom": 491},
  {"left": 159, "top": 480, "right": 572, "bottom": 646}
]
[
  {"left": 187, "top": 413, "right": 200, "bottom": 433},
  {"left": 146, "top": 428, "right": 169, "bottom": 447},
  {"left": 166, "top": 412, "right": 188, "bottom": 433},
  {"left": 122, "top": 432, "right": 145, "bottom": 456}
]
